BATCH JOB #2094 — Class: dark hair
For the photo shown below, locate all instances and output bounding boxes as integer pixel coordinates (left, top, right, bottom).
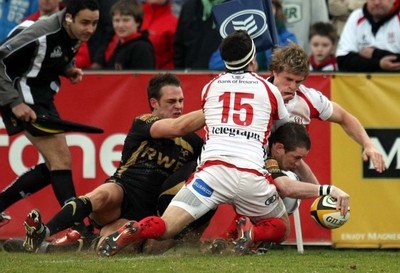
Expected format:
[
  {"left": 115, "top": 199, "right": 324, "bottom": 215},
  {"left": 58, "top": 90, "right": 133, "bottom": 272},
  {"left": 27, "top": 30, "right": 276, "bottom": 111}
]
[
  {"left": 270, "top": 122, "right": 311, "bottom": 152},
  {"left": 309, "top": 22, "right": 338, "bottom": 44},
  {"left": 147, "top": 73, "right": 181, "bottom": 110},
  {"left": 272, "top": 0, "right": 286, "bottom": 24},
  {"left": 65, "top": 0, "right": 99, "bottom": 18},
  {"left": 220, "top": 30, "right": 254, "bottom": 71},
  {"left": 110, "top": 0, "right": 143, "bottom": 30}
]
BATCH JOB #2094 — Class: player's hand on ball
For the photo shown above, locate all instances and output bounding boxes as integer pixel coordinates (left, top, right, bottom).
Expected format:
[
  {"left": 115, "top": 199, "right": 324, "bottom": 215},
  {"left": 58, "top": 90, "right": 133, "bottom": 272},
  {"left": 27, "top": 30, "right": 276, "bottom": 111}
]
[
  {"left": 310, "top": 195, "right": 350, "bottom": 229},
  {"left": 329, "top": 186, "right": 350, "bottom": 216}
]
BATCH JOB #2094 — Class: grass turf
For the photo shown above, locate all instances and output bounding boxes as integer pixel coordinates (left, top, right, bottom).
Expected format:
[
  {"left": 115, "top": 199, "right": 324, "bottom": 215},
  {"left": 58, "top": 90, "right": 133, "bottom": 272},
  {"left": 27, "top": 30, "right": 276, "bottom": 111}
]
[{"left": 1, "top": 242, "right": 399, "bottom": 273}]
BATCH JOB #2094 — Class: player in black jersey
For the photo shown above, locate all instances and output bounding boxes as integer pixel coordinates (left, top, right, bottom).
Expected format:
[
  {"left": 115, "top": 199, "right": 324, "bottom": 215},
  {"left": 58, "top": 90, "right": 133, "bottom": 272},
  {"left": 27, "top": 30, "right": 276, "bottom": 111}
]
[
  {"left": 21, "top": 73, "right": 209, "bottom": 253},
  {"left": 0, "top": 0, "right": 99, "bottom": 229}
]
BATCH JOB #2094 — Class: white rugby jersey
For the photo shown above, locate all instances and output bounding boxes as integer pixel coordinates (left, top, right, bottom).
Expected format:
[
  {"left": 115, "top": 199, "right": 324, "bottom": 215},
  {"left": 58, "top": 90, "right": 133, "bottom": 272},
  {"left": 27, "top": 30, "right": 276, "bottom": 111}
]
[
  {"left": 200, "top": 72, "right": 289, "bottom": 169},
  {"left": 336, "top": 8, "right": 400, "bottom": 57},
  {"left": 285, "top": 84, "right": 333, "bottom": 126}
]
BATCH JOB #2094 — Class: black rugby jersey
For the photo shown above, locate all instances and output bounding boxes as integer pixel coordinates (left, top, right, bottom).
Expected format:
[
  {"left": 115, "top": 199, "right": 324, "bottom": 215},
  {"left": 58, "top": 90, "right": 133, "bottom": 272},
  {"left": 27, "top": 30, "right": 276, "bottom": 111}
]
[{"left": 111, "top": 113, "right": 204, "bottom": 194}]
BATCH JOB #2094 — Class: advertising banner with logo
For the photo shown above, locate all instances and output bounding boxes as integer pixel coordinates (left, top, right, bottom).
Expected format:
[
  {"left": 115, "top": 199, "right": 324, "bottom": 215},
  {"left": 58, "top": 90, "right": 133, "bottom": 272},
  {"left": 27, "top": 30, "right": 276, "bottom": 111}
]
[
  {"left": 212, "top": 0, "right": 278, "bottom": 51},
  {"left": 0, "top": 73, "right": 332, "bottom": 245},
  {"left": 331, "top": 74, "right": 400, "bottom": 248}
]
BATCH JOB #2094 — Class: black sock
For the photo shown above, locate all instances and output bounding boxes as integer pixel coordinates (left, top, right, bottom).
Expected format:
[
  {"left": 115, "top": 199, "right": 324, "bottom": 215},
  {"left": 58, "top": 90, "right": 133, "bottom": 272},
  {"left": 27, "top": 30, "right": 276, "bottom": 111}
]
[
  {"left": 46, "top": 196, "right": 92, "bottom": 236},
  {"left": 0, "top": 163, "right": 51, "bottom": 211},
  {"left": 50, "top": 170, "right": 76, "bottom": 206}
]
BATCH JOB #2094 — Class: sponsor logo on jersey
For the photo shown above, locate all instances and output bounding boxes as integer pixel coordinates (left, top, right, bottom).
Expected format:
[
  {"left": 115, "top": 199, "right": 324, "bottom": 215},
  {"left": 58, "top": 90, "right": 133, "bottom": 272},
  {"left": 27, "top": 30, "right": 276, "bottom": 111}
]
[
  {"left": 50, "top": 46, "right": 63, "bottom": 58},
  {"left": 212, "top": 126, "right": 261, "bottom": 141},
  {"left": 192, "top": 178, "right": 214, "bottom": 197},
  {"left": 264, "top": 194, "right": 277, "bottom": 206},
  {"left": 364, "top": 129, "right": 400, "bottom": 178},
  {"left": 217, "top": 79, "right": 259, "bottom": 84}
]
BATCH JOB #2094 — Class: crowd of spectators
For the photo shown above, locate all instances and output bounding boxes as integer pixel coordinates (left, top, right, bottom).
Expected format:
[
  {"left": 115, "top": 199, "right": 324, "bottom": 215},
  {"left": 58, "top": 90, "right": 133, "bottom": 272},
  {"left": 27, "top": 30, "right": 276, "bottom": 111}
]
[{"left": 1, "top": 0, "right": 399, "bottom": 73}]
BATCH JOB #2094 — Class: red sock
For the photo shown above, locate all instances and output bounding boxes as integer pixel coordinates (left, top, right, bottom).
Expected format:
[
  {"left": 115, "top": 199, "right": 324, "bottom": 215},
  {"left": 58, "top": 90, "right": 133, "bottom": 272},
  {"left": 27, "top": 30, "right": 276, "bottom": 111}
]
[
  {"left": 137, "top": 216, "right": 166, "bottom": 239},
  {"left": 252, "top": 218, "right": 287, "bottom": 243}
]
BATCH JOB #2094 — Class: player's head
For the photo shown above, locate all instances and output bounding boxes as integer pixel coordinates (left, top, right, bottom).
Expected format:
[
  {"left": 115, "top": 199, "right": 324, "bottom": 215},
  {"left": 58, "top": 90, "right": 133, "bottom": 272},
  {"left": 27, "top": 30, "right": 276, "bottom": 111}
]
[
  {"left": 64, "top": 0, "right": 99, "bottom": 42},
  {"left": 309, "top": 22, "right": 337, "bottom": 63},
  {"left": 269, "top": 122, "right": 311, "bottom": 171},
  {"left": 147, "top": 73, "right": 184, "bottom": 119},
  {"left": 269, "top": 43, "right": 309, "bottom": 102},
  {"left": 220, "top": 30, "right": 257, "bottom": 72},
  {"left": 111, "top": 0, "right": 144, "bottom": 37}
]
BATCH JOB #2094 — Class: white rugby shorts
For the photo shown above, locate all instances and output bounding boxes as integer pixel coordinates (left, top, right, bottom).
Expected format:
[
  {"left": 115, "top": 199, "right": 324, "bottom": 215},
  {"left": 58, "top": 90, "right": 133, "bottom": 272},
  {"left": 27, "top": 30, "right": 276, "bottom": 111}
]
[{"left": 170, "top": 160, "right": 286, "bottom": 219}]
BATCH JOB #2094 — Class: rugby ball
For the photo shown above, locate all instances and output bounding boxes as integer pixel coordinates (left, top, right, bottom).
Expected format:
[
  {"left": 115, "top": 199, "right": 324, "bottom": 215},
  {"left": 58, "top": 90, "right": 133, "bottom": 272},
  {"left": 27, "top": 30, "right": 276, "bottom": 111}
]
[{"left": 310, "top": 195, "right": 350, "bottom": 229}]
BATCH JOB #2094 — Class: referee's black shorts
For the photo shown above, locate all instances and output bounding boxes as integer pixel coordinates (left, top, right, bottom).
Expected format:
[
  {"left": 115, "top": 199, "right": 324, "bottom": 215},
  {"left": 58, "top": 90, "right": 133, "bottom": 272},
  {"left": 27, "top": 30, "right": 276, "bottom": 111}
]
[{"left": 1, "top": 101, "right": 63, "bottom": 136}]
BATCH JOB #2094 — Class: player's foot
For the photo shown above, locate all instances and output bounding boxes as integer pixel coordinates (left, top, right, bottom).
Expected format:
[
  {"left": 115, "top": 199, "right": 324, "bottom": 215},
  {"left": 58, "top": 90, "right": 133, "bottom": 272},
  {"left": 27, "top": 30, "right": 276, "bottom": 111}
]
[
  {"left": 97, "top": 220, "right": 140, "bottom": 257},
  {"left": 23, "top": 209, "right": 47, "bottom": 252},
  {"left": 234, "top": 216, "right": 254, "bottom": 255},
  {"left": 0, "top": 212, "right": 11, "bottom": 228},
  {"left": 251, "top": 241, "right": 272, "bottom": 255},
  {"left": 52, "top": 229, "right": 82, "bottom": 246}
]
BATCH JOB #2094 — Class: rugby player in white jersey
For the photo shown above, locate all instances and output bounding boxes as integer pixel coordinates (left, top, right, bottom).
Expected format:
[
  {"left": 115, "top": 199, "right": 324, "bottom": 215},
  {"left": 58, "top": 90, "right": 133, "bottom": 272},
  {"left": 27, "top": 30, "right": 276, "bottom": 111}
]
[
  {"left": 267, "top": 43, "right": 385, "bottom": 185},
  {"left": 96, "top": 30, "right": 350, "bottom": 257}
]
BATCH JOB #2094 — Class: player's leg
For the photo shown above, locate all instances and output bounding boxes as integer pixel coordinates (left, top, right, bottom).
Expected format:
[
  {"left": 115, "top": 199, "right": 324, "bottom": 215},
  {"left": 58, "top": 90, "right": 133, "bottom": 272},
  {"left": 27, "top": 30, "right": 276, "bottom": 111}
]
[
  {"left": 24, "top": 131, "right": 77, "bottom": 206},
  {"left": 233, "top": 171, "right": 289, "bottom": 255},
  {"left": 0, "top": 107, "right": 53, "bottom": 223},
  {"left": 23, "top": 183, "right": 124, "bottom": 252},
  {"left": 98, "top": 184, "right": 213, "bottom": 257},
  {"left": 0, "top": 163, "right": 51, "bottom": 224}
]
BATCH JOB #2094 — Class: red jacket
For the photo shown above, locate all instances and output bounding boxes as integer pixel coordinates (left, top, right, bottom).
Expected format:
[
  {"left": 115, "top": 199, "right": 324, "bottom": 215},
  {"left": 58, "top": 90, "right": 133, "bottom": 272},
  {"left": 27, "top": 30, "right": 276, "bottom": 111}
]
[{"left": 141, "top": 2, "right": 177, "bottom": 69}]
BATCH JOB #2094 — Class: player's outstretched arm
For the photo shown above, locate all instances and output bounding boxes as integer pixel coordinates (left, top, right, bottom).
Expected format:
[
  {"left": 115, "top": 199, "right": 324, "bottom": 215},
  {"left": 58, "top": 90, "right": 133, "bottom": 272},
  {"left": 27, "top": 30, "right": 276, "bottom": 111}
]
[
  {"left": 150, "top": 110, "right": 205, "bottom": 138},
  {"left": 275, "top": 176, "right": 350, "bottom": 216},
  {"left": 329, "top": 102, "right": 385, "bottom": 173}
]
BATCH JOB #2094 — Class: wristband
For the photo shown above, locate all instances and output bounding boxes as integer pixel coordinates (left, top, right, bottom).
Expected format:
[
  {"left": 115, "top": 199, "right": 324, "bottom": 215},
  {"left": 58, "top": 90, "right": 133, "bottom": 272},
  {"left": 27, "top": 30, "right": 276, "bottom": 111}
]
[{"left": 318, "top": 185, "right": 332, "bottom": 196}]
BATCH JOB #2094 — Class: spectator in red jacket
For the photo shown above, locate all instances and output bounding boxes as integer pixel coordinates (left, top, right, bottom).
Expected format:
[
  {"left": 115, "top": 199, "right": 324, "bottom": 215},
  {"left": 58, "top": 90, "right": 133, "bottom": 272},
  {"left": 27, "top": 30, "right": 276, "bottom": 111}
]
[{"left": 141, "top": 0, "right": 178, "bottom": 69}]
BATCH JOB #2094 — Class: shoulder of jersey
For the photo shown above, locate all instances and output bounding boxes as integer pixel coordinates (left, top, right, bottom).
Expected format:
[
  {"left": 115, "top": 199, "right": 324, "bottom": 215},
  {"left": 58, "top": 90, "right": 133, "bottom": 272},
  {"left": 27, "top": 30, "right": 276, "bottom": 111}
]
[{"left": 138, "top": 113, "right": 159, "bottom": 124}]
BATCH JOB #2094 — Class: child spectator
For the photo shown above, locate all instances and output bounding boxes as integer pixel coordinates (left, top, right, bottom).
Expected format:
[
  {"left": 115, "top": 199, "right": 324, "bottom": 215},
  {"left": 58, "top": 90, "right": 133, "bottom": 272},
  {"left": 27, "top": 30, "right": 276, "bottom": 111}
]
[
  {"left": 104, "top": 0, "right": 155, "bottom": 70},
  {"left": 308, "top": 22, "right": 338, "bottom": 71}
]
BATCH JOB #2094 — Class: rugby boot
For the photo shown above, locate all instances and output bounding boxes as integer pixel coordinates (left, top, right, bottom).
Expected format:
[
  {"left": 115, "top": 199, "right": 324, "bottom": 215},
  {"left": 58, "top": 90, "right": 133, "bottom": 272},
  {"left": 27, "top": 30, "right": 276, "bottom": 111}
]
[
  {"left": 234, "top": 216, "right": 254, "bottom": 255},
  {"left": 97, "top": 220, "right": 140, "bottom": 257},
  {"left": 23, "top": 209, "right": 47, "bottom": 252}
]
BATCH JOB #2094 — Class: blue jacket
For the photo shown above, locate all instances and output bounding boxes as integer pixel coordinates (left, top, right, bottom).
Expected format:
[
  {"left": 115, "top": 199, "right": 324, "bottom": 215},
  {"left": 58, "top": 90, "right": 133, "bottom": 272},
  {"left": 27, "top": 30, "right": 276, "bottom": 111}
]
[
  {"left": 0, "top": 0, "right": 39, "bottom": 42},
  {"left": 209, "top": 26, "right": 297, "bottom": 71}
]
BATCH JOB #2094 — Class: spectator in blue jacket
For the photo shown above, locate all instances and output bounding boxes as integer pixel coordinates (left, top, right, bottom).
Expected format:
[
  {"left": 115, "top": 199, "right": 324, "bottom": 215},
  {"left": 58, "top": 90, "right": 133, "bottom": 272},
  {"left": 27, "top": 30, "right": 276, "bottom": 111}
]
[{"left": 0, "top": 0, "right": 39, "bottom": 41}]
